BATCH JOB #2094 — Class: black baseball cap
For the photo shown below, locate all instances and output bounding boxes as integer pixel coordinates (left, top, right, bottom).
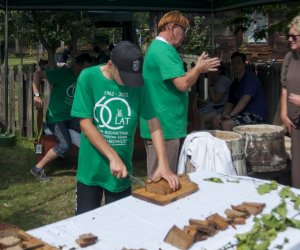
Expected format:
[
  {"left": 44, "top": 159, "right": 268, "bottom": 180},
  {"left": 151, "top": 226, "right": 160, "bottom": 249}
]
[{"left": 110, "top": 41, "right": 144, "bottom": 87}]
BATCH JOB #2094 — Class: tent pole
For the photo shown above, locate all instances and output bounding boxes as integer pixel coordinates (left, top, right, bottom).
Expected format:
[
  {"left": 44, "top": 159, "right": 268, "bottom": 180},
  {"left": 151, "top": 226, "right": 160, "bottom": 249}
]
[
  {"left": 4, "top": 0, "right": 8, "bottom": 132},
  {"left": 211, "top": 0, "right": 215, "bottom": 57}
]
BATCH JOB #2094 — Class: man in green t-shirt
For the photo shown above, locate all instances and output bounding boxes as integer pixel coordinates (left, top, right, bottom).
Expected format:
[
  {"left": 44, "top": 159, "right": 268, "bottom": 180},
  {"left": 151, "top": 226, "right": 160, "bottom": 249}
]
[
  {"left": 31, "top": 54, "right": 93, "bottom": 182},
  {"left": 71, "top": 41, "right": 179, "bottom": 215},
  {"left": 140, "top": 11, "right": 220, "bottom": 178}
]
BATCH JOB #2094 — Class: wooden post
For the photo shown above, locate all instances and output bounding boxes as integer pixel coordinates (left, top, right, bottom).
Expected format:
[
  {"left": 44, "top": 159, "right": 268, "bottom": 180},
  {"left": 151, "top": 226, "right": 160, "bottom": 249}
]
[
  {"left": 26, "top": 66, "right": 33, "bottom": 137},
  {"left": 0, "top": 64, "right": 5, "bottom": 130},
  {"left": 8, "top": 65, "right": 15, "bottom": 132},
  {"left": 17, "top": 65, "right": 24, "bottom": 135}
]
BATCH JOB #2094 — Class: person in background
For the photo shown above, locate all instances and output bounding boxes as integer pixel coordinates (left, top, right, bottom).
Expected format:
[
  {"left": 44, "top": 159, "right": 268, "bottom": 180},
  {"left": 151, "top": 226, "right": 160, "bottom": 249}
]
[
  {"left": 57, "top": 45, "right": 74, "bottom": 67},
  {"left": 71, "top": 41, "right": 179, "bottom": 215},
  {"left": 280, "top": 15, "right": 300, "bottom": 188},
  {"left": 139, "top": 10, "right": 220, "bottom": 178},
  {"left": 212, "top": 52, "right": 267, "bottom": 131},
  {"left": 195, "top": 65, "right": 231, "bottom": 130},
  {"left": 93, "top": 45, "right": 109, "bottom": 64},
  {"left": 31, "top": 53, "right": 93, "bottom": 182},
  {"left": 107, "top": 43, "right": 115, "bottom": 59}
]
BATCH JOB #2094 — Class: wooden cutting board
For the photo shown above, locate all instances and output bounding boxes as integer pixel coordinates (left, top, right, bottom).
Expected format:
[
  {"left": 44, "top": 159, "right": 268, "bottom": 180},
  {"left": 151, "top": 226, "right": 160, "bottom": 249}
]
[
  {"left": 17, "top": 230, "right": 59, "bottom": 250},
  {"left": 132, "top": 175, "right": 199, "bottom": 205}
]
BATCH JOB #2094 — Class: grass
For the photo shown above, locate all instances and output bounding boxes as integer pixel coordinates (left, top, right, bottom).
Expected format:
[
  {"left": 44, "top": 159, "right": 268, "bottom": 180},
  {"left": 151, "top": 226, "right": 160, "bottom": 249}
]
[
  {"left": 8, "top": 55, "right": 38, "bottom": 66},
  {"left": 0, "top": 136, "right": 147, "bottom": 231}
]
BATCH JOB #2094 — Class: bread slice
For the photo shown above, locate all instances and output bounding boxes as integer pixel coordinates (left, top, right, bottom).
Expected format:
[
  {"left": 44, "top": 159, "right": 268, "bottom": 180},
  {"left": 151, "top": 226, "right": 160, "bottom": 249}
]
[
  {"left": 231, "top": 202, "right": 265, "bottom": 216},
  {"left": 75, "top": 233, "right": 98, "bottom": 248},
  {"left": 206, "top": 213, "right": 228, "bottom": 230},
  {"left": 4, "top": 245, "right": 23, "bottom": 250},
  {"left": 232, "top": 217, "right": 246, "bottom": 225},
  {"left": 183, "top": 225, "right": 208, "bottom": 242},
  {"left": 164, "top": 225, "right": 194, "bottom": 250},
  {"left": 183, "top": 225, "right": 198, "bottom": 240},
  {"left": 188, "top": 219, "right": 216, "bottom": 236},
  {"left": 145, "top": 178, "right": 179, "bottom": 195},
  {"left": 0, "top": 223, "right": 19, "bottom": 238},
  {"left": 224, "top": 208, "right": 249, "bottom": 219},
  {"left": 0, "top": 236, "right": 20, "bottom": 248},
  {"left": 242, "top": 202, "right": 265, "bottom": 215}
]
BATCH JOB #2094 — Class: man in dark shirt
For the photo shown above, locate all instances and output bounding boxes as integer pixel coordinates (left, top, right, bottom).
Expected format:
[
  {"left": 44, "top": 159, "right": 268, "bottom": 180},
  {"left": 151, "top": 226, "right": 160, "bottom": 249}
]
[
  {"left": 212, "top": 52, "right": 267, "bottom": 131},
  {"left": 57, "top": 45, "right": 73, "bottom": 66}
]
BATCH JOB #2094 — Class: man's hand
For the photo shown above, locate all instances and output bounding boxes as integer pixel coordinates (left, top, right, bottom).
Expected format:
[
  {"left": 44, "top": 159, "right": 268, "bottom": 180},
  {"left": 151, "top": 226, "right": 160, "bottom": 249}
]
[
  {"left": 222, "top": 113, "right": 231, "bottom": 120},
  {"left": 281, "top": 115, "right": 295, "bottom": 135},
  {"left": 288, "top": 93, "right": 300, "bottom": 106},
  {"left": 109, "top": 156, "right": 128, "bottom": 179},
  {"left": 152, "top": 166, "right": 179, "bottom": 191},
  {"left": 197, "top": 52, "right": 220, "bottom": 73},
  {"left": 34, "top": 96, "right": 43, "bottom": 110}
]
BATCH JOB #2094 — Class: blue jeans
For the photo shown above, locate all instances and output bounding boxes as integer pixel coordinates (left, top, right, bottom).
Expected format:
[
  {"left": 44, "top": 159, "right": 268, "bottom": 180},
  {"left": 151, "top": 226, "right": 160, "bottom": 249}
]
[{"left": 48, "top": 118, "right": 80, "bottom": 158}]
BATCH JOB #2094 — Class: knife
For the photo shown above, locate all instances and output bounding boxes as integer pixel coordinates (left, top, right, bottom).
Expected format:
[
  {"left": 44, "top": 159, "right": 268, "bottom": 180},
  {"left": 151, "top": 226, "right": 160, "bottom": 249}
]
[{"left": 127, "top": 174, "right": 145, "bottom": 187}]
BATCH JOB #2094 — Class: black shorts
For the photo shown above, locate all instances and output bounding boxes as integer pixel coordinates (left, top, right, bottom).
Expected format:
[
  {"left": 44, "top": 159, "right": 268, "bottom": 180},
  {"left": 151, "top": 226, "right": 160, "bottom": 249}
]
[{"left": 232, "top": 112, "right": 265, "bottom": 126}]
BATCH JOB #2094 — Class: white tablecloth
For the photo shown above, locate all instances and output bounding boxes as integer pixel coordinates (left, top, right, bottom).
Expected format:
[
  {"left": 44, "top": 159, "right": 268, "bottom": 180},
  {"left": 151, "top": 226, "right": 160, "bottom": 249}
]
[{"left": 28, "top": 172, "right": 300, "bottom": 250}]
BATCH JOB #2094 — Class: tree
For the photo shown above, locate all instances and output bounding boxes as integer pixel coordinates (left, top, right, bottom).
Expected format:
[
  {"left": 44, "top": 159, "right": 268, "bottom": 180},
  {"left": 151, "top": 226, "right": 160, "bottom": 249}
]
[
  {"left": 0, "top": 11, "right": 37, "bottom": 64},
  {"left": 180, "top": 15, "right": 211, "bottom": 55},
  {"left": 223, "top": 3, "right": 300, "bottom": 42},
  {"left": 30, "top": 11, "right": 94, "bottom": 67}
]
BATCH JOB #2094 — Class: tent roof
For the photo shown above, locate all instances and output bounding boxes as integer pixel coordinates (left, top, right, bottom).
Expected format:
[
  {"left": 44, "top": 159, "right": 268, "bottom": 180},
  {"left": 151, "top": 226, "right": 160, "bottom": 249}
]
[{"left": 0, "top": 0, "right": 298, "bottom": 12}]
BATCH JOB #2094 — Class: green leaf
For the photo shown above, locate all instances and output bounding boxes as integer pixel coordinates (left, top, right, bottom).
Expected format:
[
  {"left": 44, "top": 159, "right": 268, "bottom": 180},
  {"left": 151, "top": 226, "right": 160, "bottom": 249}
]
[
  {"left": 253, "top": 240, "right": 270, "bottom": 250},
  {"left": 286, "top": 218, "right": 300, "bottom": 229},
  {"left": 256, "top": 181, "right": 278, "bottom": 195},
  {"left": 279, "top": 186, "right": 292, "bottom": 199},
  {"left": 293, "top": 196, "right": 300, "bottom": 210},
  {"left": 272, "top": 201, "right": 287, "bottom": 219},
  {"left": 203, "top": 177, "right": 223, "bottom": 183},
  {"left": 261, "top": 214, "right": 282, "bottom": 230},
  {"left": 237, "top": 243, "right": 252, "bottom": 250}
]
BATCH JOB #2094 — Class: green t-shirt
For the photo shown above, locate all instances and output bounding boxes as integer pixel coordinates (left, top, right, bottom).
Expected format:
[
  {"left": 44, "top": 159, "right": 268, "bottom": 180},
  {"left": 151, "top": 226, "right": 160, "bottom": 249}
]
[
  {"left": 71, "top": 65, "right": 154, "bottom": 192},
  {"left": 46, "top": 67, "right": 77, "bottom": 123},
  {"left": 140, "top": 39, "right": 188, "bottom": 139}
]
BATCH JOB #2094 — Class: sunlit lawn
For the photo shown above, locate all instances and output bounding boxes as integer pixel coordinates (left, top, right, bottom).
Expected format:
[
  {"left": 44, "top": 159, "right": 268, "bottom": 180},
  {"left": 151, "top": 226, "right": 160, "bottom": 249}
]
[
  {"left": 0, "top": 136, "right": 147, "bottom": 231},
  {"left": 8, "top": 55, "right": 37, "bottom": 66}
]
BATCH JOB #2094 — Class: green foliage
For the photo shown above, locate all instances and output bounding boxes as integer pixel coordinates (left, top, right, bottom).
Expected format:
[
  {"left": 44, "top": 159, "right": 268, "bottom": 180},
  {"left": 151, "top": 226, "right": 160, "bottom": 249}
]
[
  {"left": 272, "top": 201, "right": 287, "bottom": 221},
  {"left": 235, "top": 200, "right": 299, "bottom": 250},
  {"left": 233, "top": 184, "right": 300, "bottom": 249},
  {"left": 0, "top": 11, "right": 37, "bottom": 44},
  {"left": 256, "top": 180, "right": 278, "bottom": 195},
  {"left": 203, "top": 177, "right": 223, "bottom": 183},
  {"left": 279, "top": 186, "right": 300, "bottom": 210},
  {"left": 181, "top": 15, "right": 211, "bottom": 55},
  {"left": 30, "top": 11, "right": 94, "bottom": 49},
  {"left": 223, "top": 3, "right": 300, "bottom": 42}
]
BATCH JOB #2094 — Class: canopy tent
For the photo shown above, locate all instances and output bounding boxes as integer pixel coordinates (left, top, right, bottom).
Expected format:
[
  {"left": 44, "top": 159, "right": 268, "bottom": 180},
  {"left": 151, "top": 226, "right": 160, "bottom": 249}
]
[{"left": 0, "top": 0, "right": 299, "bottom": 12}]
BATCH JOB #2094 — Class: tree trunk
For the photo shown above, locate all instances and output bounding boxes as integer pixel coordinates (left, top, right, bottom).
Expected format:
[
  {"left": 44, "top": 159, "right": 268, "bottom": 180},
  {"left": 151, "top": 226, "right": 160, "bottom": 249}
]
[
  {"left": 15, "top": 38, "right": 20, "bottom": 54},
  {"left": 47, "top": 47, "right": 57, "bottom": 68}
]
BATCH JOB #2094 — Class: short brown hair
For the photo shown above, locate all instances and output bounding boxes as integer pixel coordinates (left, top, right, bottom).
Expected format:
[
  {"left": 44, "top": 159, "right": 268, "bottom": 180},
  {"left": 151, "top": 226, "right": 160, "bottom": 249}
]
[{"left": 158, "top": 11, "right": 189, "bottom": 33}]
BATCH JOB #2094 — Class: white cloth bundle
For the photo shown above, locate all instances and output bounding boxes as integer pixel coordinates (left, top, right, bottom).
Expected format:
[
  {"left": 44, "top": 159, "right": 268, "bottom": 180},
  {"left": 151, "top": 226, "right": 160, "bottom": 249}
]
[{"left": 177, "top": 132, "right": 236, "bottom": 175}]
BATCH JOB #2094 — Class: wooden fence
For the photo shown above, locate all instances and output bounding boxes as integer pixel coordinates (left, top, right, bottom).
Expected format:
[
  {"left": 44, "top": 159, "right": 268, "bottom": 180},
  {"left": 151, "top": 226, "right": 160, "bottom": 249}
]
[
  {"left": 0, "top": 57, "right": 283, "bottom": 139},
  {"left": 0, "top": 64, "right": 50, "bottom": 138}
]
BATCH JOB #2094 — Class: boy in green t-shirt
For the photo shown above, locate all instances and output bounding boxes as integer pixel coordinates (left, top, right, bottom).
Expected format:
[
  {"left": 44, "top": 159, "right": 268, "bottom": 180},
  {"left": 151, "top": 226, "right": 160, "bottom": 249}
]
[
  {"left": 31, "top": 54, "right": 93, "bottom": 182},
  {"left": 71, "top": 41, "right": 179, "bottom": 215}
]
